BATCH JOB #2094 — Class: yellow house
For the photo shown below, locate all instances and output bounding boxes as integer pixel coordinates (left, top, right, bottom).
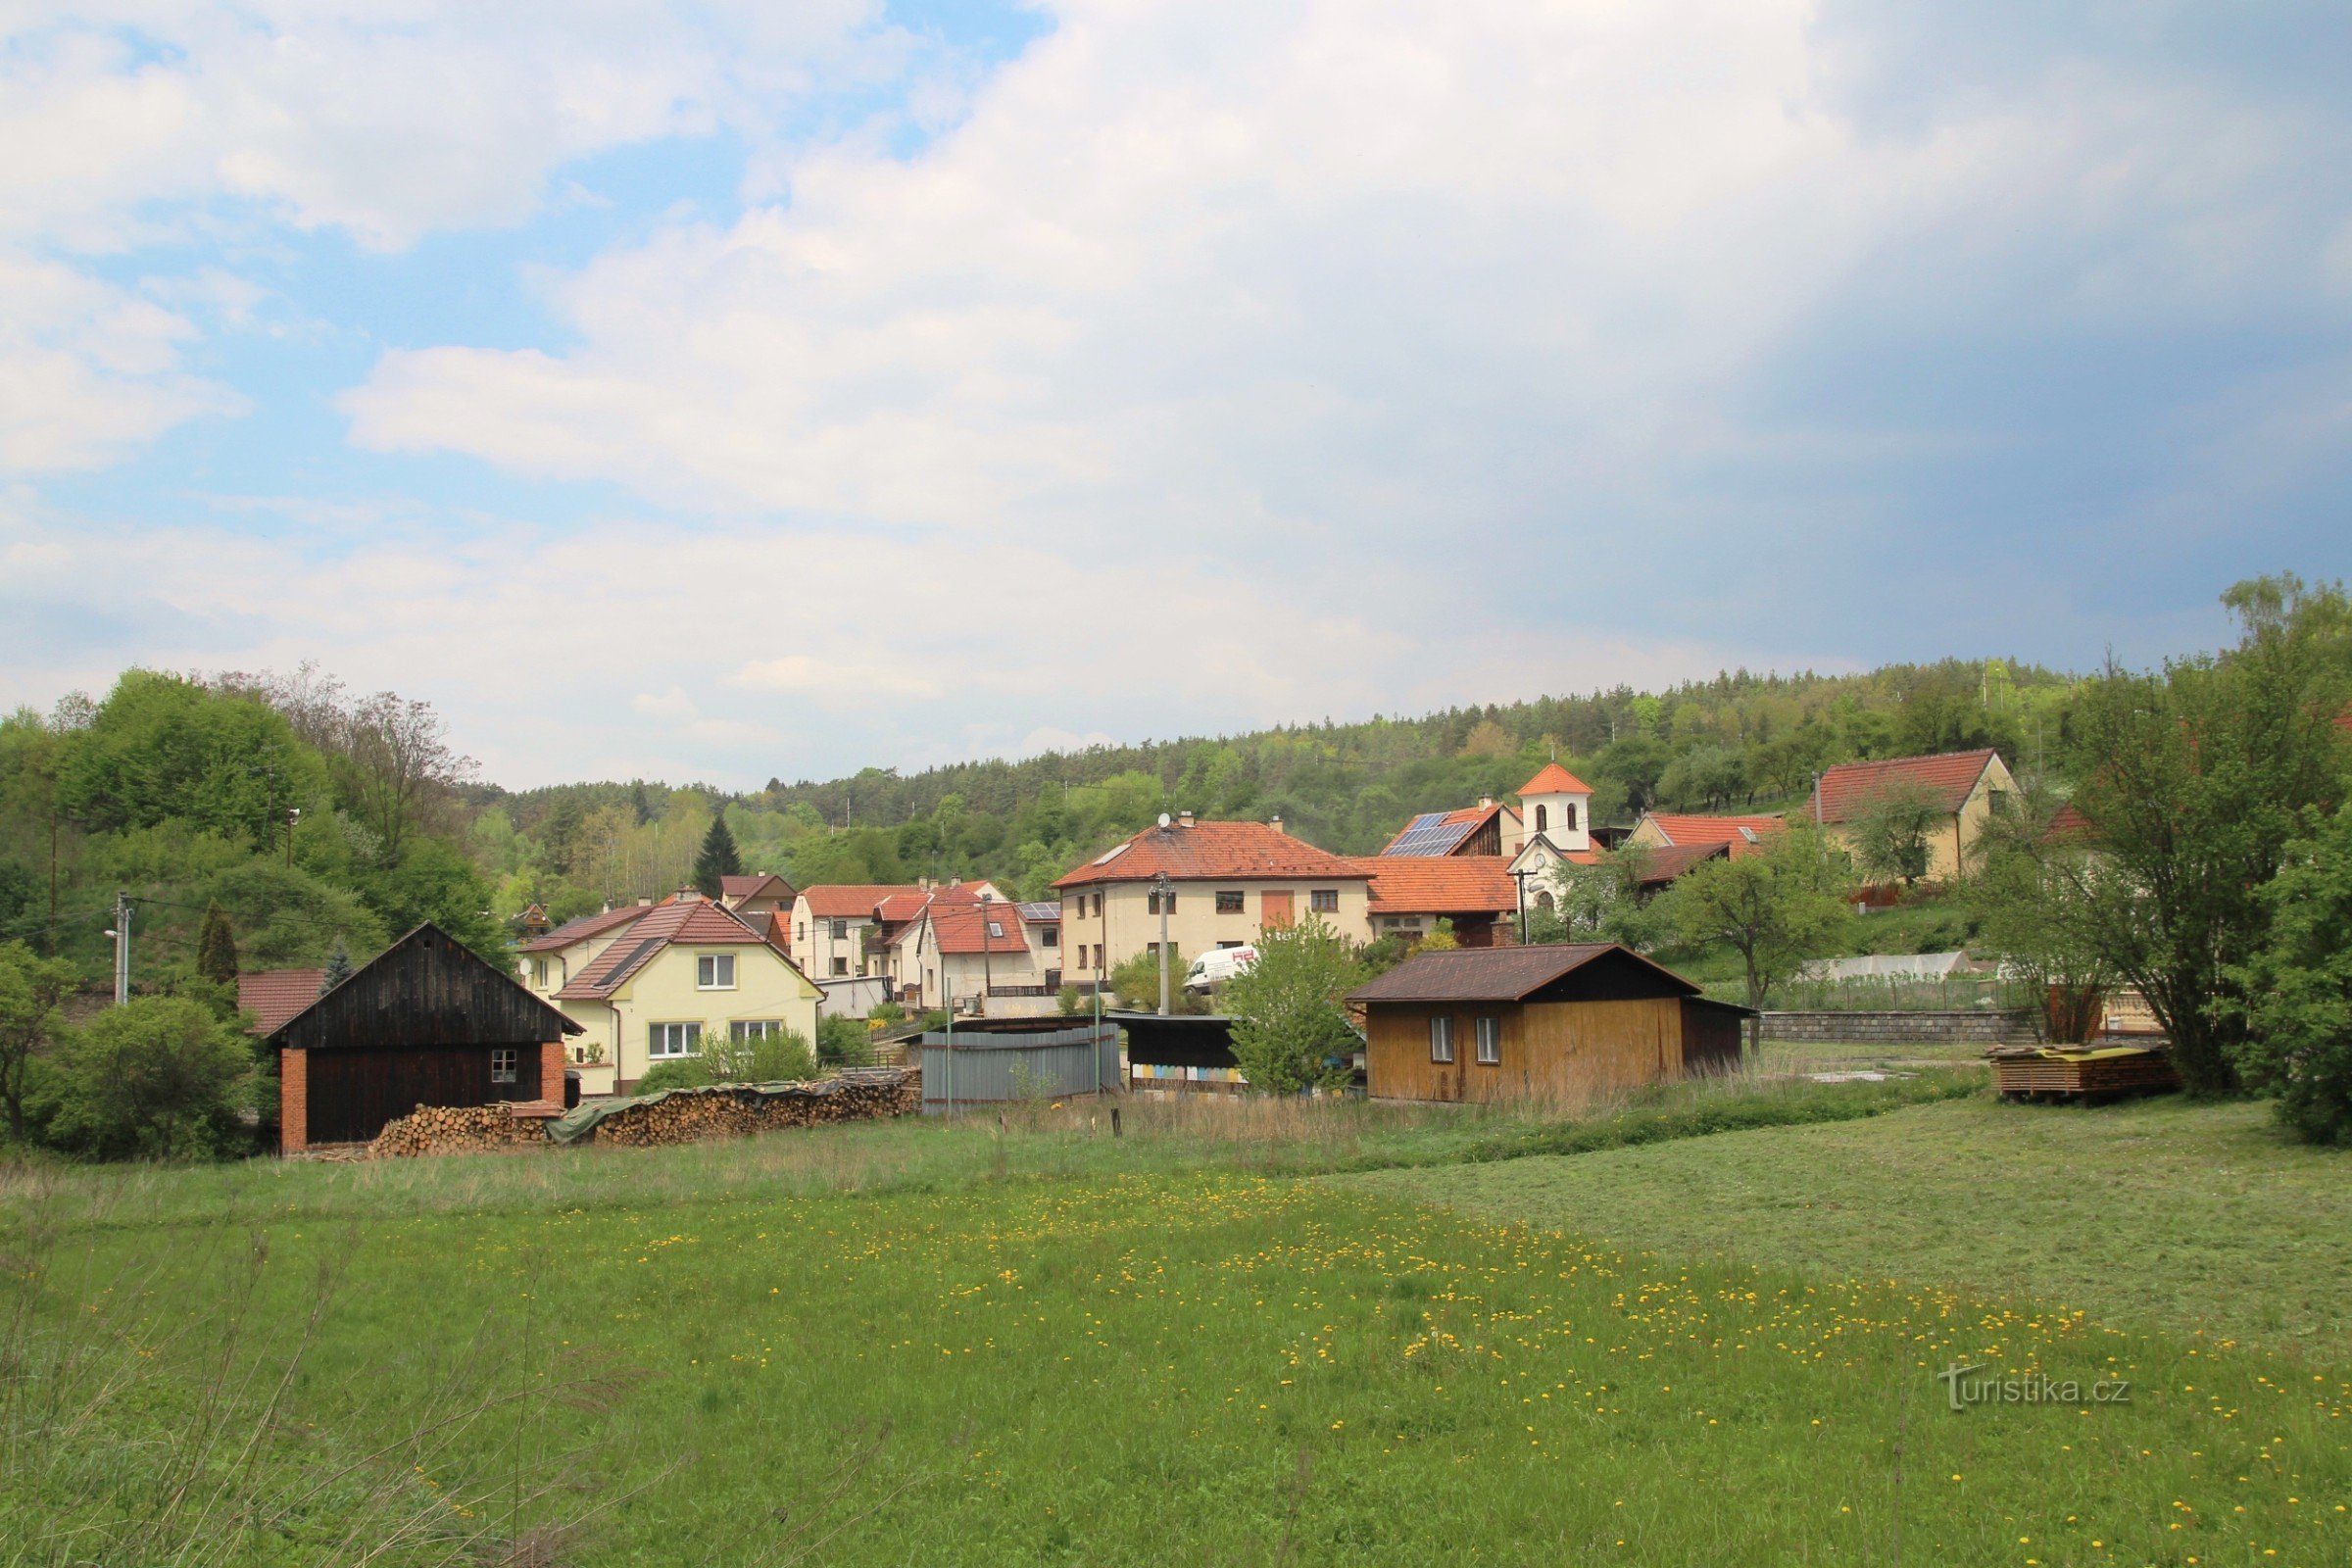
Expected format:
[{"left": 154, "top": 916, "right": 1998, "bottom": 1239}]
[
  {"left": 516, "top": 902, "right": 656, "bottom": 1010},
  {"left": 552, "top": 895, "right": 820, "bottom": 1096},
  {"left": 1807, "top": 748, "right": 2018, "bottom": 882},
  {"left": 1054, "top": 813, "right": 1372, "bottom": 983}
]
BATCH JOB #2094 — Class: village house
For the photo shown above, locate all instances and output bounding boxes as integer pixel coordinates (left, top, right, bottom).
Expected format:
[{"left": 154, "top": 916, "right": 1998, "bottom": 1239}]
[
  {"left": 1626, "top": 811, "right": 1788, "bottom": 853},
  {"left": 1350, "top": 857, "right": 1520, "bottom": 947},
  {"left": 1348, "top": 944, "right": 1746, "bottom": 1104},
  {"left": 1807, "top": 747, "right": 2018, "bottom": 882},
  {"left": 553, "top": 893, "right": 821, "bottom": 1095},
  {"left": 516, "top": 902, "right": 659, "bottom": 1002},
  {"left": 892, "top": 897, "right": 1060, "bottom": 1015},
  {"left": 268, "top": 922, "right": 580, "bottom": 1152},
  {"left": 717, "top": 872, "right": 798, "bottom": 924},
  {"left": 1054, "top": 813, "right": 1372, "bottom": 981},
  {"left": 1500, "top": 762, "right": 1604, "bottom": 903},
  {"left": 789, "top": 880, "right": 1003, "bottom": 979}
]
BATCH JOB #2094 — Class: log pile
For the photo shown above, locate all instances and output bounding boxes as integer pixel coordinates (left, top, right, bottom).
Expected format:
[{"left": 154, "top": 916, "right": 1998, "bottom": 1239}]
[
  {"left": 573, "top": 1068, "right": 920, "bottom": 1148},
  {"left": 367, "top": 1102, "right": 551, "bottom": 1159}
]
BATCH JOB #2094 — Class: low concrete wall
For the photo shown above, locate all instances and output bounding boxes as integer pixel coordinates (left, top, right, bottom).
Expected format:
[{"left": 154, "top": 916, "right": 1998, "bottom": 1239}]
[{"left": 1760, "top": 1008, "right": 2041, "bottom": 1046}]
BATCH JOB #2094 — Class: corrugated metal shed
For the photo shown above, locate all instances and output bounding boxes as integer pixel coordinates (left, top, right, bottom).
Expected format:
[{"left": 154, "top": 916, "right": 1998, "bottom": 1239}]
[{"left": 920, "top": 1022, "right": 1120, "bottom": 1110}]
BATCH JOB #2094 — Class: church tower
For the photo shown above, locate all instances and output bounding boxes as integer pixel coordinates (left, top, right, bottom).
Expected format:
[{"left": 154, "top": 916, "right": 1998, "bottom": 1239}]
[{"left": 1515, "top": 761, "right": 1592, "bottom": 855}]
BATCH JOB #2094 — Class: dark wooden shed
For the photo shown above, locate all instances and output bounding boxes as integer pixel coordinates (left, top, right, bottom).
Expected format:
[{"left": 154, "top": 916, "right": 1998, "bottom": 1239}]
[
  {"left": 1108, "top": 1010, "right": 1249, "bottom": 1093},
  {"left": 1347, "top": 944, "right": 1748, "bottom": 1104},
  {"left": 266, "top": 923, "right": 582, "bottom": 1152}
]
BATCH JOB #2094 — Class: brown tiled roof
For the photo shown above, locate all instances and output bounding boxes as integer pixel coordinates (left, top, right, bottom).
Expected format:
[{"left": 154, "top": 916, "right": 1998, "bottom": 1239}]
[
  {"left": 554, "top": 899, "right": 778, "bottom": 1000},
  {"left": 516, "top": 904, "right": 650, "bottom": 954},
  {"left": 1631, "top": 841, "right": 1729, "bottom": 889},
  {"left": 873, "top": 885, "right": 988, "bottom": 925},
  {"left": 1054, "top": 820, "right": 1366, "bottom": 889},
  {"left": 237, "top": 968, "right": 325, "bottom": 1036},
  {"left": 1639, "top": 812, "right": 1788, "bottom": 849},
  {"left": 720, "top": 873, "right": 796, "bottom": 902},
  {"left": 1810, "top": 749, "right": 2002, "bottom": 823},
  {"left": 2042, "top": 801, "right": 2094, "bottom": 846},
  {"left": 1518, "top": 762, "right": 1592, "bottom": 796},
  {"left": 919, "top": 903, "right": 1031, "bottom": 956},
  {"left": 801, "top": 884, "right": 925, "bottom": 918},
  {"left": 1347, "top": 943, "right": 1698, "bottom": 1003},
  {"left": 1351, "top": 857, "right": 1518, "bottom": 915}
]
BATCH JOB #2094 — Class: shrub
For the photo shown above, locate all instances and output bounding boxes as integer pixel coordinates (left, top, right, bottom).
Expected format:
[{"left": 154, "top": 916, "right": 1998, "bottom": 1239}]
[
  {"left": 2231, "top": 802, "right": 2352, "bottom": 1145},
  {"left": 1056, "top": 984, "right": 1081, "bottom": 1016},
  {"left": 699, "top": 1027, "right": 817, "bottom": 1085},
  {"left": 868, "top": 1000, "right": 906, "bottom": 1025},
  {"left": 1223, "top": 916, "right": 1365, "bottom": 1095},
  {"left": 38, "top": 997, "right": 253, "bottom": 1159},
  {"left": 633, "top": 1058, "right": 713, "bottom": 1095},
  {"left": 816, "top": 1013, "right": 872, "bottom": 1067}
]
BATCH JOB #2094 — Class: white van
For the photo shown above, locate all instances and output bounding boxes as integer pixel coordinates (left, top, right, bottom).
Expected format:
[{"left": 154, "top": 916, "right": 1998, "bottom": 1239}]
[{"left": 1184, "top": 944, "right": 1258, "bottom": 991}]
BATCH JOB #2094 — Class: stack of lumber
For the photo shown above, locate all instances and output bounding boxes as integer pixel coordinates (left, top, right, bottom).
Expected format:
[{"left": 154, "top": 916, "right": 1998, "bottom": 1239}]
[
  {"left": 549, "top": 1067, "right": 920, "bottom": 1148},
  {"left": 367, "top": 1102, "right": 551, "bottom": 1158},
  {"left": 1987, "top": 1043, "right": 2179, "bottom": 1100}
]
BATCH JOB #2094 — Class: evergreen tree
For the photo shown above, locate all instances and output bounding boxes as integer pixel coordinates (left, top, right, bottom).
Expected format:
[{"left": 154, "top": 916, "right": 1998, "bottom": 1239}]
[
  {"left": 693, "top": 811, "right": 744, "bottom": 897},
  {"left": 318, "top": 937, "right": 354, "bottom": 996},
  {"left": 195, "top": 901, "right": 240, "bottom": 985}
]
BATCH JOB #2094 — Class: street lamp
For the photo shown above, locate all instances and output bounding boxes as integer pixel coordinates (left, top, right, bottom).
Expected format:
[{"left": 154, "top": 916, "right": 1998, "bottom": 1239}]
[{"left": 1151, "top": 871, "right": 1172, "bottom": 1016}]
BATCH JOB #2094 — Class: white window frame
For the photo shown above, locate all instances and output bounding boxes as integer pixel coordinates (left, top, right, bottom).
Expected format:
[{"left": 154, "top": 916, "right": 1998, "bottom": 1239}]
[
  {"left": 697, "top": 953, "right": 737, "bottom": 990},
  {"left": 730, "top": 1019, "right": 784, "bottom": 1043},
  {"left": 649, "top": 1021, "right": 702, "bottom": 1059},
  {"left": 1430, "top": 1016, "right": 1454, "bottom": 1064},
  {"left": 490, "top": 1048, "right": 518, "bottom": 1084},
  {"left": 1475, "top": 1016, "right": 1501, "bottom": 1066},
  {"left": 529, "top": 957, "right": 549, "bottom": 988}
]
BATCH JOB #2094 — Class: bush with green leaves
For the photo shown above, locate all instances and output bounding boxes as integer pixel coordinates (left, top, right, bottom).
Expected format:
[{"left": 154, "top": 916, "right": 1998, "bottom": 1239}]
[
  {"left": 699, "top": 1026, "right": 817, "bottom": 1085},
  {"left": 0, "top": 940, "right": 74, "bottom": 1144},
  {"left": 1845, "top": 777, "right": 1947, "bottom": 887},
  {"left": 632, "top": 1058, "right": 713, "bottom": 1095},
  {"left": 816, "top": 1013, "right": 872, "bottom": 1067},
  {"left": 1658, "top": 825, "right": 1851, "bottom": 1012},
  {"left": 37, "top": 997, "right": 254, "bottom": 1159},
  {"left": 1222, "top": 916, "right": 1366, "bottom": 1095},
  {"left": 2230, "top": 803, "right": 2352, "bottom": 1145}
]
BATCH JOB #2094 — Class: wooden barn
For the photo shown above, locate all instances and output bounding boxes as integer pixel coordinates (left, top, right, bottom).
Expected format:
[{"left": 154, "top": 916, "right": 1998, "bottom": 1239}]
[
  {"left": 267, "top": 923, "right": 582, "bottom": 1152},
  {"left": 1348, "top": 944, "right": 1747, "bottom": 1104}
]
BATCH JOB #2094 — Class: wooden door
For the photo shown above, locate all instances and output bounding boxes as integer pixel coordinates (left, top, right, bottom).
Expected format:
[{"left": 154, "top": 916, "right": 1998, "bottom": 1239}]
[{"left": 1260, "top": 891, "right": 1294, "bottom": 929}]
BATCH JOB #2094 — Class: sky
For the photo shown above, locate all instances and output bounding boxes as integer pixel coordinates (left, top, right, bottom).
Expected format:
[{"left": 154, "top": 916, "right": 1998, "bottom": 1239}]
[{"left": 3, "top": 1, "right": 2349, "bottom": 791}]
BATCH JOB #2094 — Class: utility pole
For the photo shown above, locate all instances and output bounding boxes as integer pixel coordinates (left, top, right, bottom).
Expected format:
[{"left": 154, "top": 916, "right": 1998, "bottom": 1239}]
[
  {"left": 108, "top": 891, "right": 130, "bottom": 1005},
  {"left": 285, "top": 806, "right": 301, "bottom": 868},
  {"left": 1152, "top": 871, "right": 1172, "bottom": 1017}
]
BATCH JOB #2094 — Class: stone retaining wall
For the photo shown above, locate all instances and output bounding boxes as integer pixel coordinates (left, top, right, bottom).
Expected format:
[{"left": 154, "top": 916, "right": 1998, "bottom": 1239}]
[{"left": 1759, "top": 1009, "right": 2041, "bottom": 1046}]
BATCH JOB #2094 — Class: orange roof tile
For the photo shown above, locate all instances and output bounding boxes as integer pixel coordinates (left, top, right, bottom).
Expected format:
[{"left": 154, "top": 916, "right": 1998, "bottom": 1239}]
[
  {"left": 1518, "top": 762, "right": 1592, "bottom": 796},
  {"left": 1809, "top": 749, "right": 2003, "bottom": 823},
  {"left": 1054, "top": 820, "right": 1366, "bottom": 889},
  {"left": 918, "top": 903, "right": 1031, "bottom": 956},
  {"left": 1639, "top": 812, "right": 1788, "bottom": 849},
  {"left": 555, "top": 899, "right": 782, "bottom": 1000},
  {"left": 800, "top": 884, "right": 924, "bottom": 918},
  {"left": 1351, "top": 857, "right": 1518, "bottom": 915},
  {"left": 237, "top": 968, "right": 325, "bottom": 1035},
  {"left": 516, "top": 904, "right": 651, "bottom": 954}
]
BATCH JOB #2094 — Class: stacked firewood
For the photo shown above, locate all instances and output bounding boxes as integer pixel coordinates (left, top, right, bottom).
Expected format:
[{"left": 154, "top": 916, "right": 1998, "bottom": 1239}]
[
  {"left": 586, "top": 1068, "right": 919, "bottom": 1148},
  {"left": 367, "top": 1102, "right": 548, "bottom": 1159}
]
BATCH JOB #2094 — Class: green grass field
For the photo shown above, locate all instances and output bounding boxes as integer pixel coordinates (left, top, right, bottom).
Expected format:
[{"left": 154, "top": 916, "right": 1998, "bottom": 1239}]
[{"left": 4, "top": 1080, "right": 2346, "bottom": 1566}]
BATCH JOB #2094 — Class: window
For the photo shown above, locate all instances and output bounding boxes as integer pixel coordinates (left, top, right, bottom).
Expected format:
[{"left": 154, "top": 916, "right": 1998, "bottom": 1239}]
[
  {"left": 731, "top": 1019, "right": 783, "bottom": 1043},
  {"left": 649, "top": 1022, "right": 701, "bottom": 1058},
  {"left": 1475, "top": 1017, "right": 1501, "bottom": 1065},
  {"left": 1218, "top": 940, "right": 1245, "bottom": 950},
  {"left": 1092, "top": 945, "right": 1104, "bottom": 969},
  {"left": 1146, "top": 942, "right": 1160, "bottom": 959},
  {"left": 529, "top": 957, "right": 549, "bottom": 987},
  {"left": 797, "top": 922, "right": 807, "bottom": 944},
  {"left": 1215, "top": 890, "right": 1246, "bottom": 914},
  {"left": 987, "top": 920, "right": 1004, "bottom": 939},
  {"left": 1148, "top": 890, "right": 1177, "bottom": 914},
  {"left": 697, "top": 954, "right": 736, "bottom": 990},
  {"left": 831, "top": 956, "right": 849, "bottom": 976},
  {"left": 1310, "top": 889, "right": 1340, "bottom": 913},
  {"left": 1091, "top": 893, "right": 1103, "bottom": 918},
  {"left": 1041, "top": 925, "right": 1059, "bottom": 949},
  {"left": 490, "top": 1048, "right": 517, "bottom": 1084},
  {"left": 1569, "top": 803, "right": 1582, "bottom": 833},
  {"left": 1534, "top": 804, "right": 1549, "bottom": 833},
  {"left": 830, "top": 918, "right": 850, "bottom": 941},
  {"left": 1430, "top": 1016, "right": 1454, "bottom": 1064}
]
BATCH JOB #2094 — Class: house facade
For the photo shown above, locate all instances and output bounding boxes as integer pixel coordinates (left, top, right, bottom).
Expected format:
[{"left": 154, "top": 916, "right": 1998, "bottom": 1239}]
[
  {"left": 1351, "top": 857, "right": 1520, "bottom": 947},
  {"left": 553, "top": 894, "right": 821, "bottom": 1095},
  {"left": 1054, "top": 814, "right": 1372, "bottom": 981},
  {"left": 892, "top": 900, "right": 1055, "bottom": 1014},
  {"left": 1807, "top": 748, "right": 2018, "bottom": 882},
  {"left": 791, "top": 880, "right": 1003, "bottom": 979}
]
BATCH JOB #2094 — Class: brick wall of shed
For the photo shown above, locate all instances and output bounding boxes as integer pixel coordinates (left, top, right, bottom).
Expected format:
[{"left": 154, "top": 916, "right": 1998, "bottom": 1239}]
[
  {"left": 542, "top": 1041, "right": 565, "bottom": 1102},
  {"left": 278, "top": 1048, "right": 308, "bottom": 1154}
]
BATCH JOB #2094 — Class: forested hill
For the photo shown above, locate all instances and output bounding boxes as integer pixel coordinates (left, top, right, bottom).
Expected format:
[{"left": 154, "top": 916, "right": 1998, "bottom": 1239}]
[{"left": 478, "top": 657, "right": 2075, "bottom": 916}]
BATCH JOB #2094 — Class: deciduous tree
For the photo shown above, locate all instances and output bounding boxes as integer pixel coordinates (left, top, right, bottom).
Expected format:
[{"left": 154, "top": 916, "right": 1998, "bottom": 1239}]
[
  {"left": 1223, "top": 916, "right": 1365, "bottom": 1094},
  {"left": 0, "top": 940, "right": 73, "bottom": 1141},
  {"left": 1846, "top": 777, "right": 1947, "bottom": 887},
  {"left": 2231, "top": 802, "right": 2352, "bottom": 1144},
  {"left": 1660, "top": 826, "right": 1849, "bottom": 1014}
]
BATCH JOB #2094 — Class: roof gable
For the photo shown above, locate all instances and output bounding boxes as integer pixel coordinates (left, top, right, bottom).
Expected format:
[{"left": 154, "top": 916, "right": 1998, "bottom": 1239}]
[
  {"left": 1054, "top": 820, "right": 1366, "bottom": 888},
  {"left": 553, "top": 899, "right": 782, "bottom": 1000},
  {"left": 1811, "top": 749, "right": 2004, "bottom": 823},
  {"left": 270, "top": 925, "right": 581, "bottom": 1048},
  {"left": 516, "top": 904, "right": 650, "bottom": 954}
]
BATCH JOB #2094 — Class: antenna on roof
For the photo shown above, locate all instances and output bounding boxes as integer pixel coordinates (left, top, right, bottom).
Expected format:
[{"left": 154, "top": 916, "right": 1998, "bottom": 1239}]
[{"left": 1157, "top": 812, "right": 1171, "bottom": 829}]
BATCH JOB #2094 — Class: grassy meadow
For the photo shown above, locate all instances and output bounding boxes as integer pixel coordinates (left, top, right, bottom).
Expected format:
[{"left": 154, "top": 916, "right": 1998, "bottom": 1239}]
[{"left": 3, "top": 1075, "right": 2346, "bottom": 1567}]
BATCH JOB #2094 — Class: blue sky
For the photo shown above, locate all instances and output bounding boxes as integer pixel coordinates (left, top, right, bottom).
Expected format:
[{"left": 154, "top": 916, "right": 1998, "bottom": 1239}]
[{"left": 4, "top": 0, "right": 2348, "bottom": 789}]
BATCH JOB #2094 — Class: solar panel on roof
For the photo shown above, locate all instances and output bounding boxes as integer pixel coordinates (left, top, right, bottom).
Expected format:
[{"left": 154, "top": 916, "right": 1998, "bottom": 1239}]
[
  {"left": 1093, "top": 841, "right": 1132, "bottom": 866},
  {"left": 1383, "top": 811, "right": 1479, "bottom": 857}
]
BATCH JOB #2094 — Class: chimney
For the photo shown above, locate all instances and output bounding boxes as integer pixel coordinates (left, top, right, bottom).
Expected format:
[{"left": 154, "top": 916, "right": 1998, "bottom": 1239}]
[
  {"left": 637, "top": 897, "right": 654, "bottom": 907},
  {"left": 1269, "top": 813, "right": 1284, "bottom": 835},
  {"left": 1177, "top": 809, "right": 1196, "bottom": 828},
  {"left": 919, "top": 876, "right": 933, "bottom": 892},
  {"left": 1479, "top": 794, "right": 1494, "bottom": 809}
]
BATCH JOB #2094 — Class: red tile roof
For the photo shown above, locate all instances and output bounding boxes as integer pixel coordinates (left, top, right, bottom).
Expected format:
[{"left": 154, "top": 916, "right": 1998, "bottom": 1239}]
[
  {"left": 237, "top": 968, "right": 325, "bottom": 1036},
  {"left": 872, "top": 885, "right": 988, "bottom": 925},
  {"left": 1809, "top": 749, "right": 2003, "bottom": 823},
  {"left": 516, "top": 904, "right": 650, "bottom": 954},
  {"left": 1351, "top": 857, "right": 1518, "bottom": 915},
  {"left": 918, "top": 903, "right": 1031, "bottom": 956},
  {"left": 1630, "top": 841, "right": 1730, "bottom": 889},
  {"left": 555, "top": 899, "right": 780, "bottom": 1000},
  {"left": 1054, "top": 820, "right": 1367, "bottom": 889},
  {"left": 800, "top": 884, "right": 926, "bottom": 918},
  {"left": 720, "top": 873, "right": 796, "bottom": 902},
  {"left": 1639, "top": 812, "right": 1788, "bottom": 849},
  {"left": 1518, "top": 762, "right": 1592, "bottom": 796}
]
